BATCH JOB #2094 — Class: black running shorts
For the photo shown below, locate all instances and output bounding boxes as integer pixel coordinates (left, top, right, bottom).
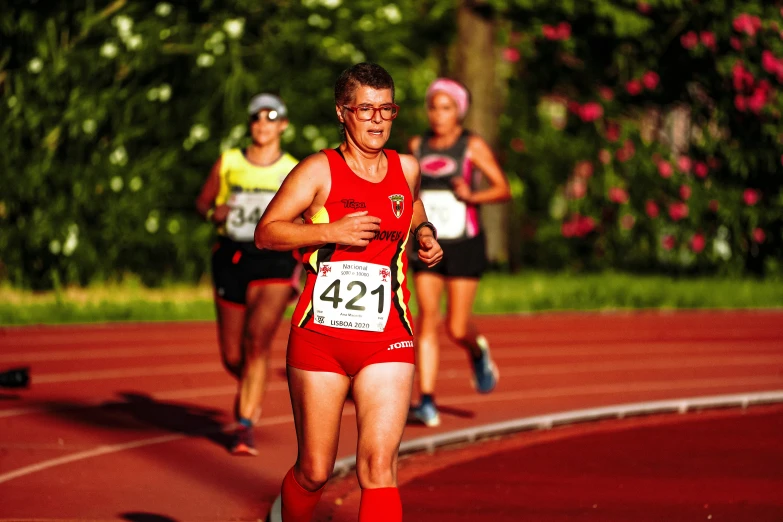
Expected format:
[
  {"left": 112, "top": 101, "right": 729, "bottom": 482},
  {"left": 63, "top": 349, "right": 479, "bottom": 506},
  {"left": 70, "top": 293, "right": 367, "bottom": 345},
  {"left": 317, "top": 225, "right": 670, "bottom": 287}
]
[
  {"left": 409, "top": 232, "right": 487, "bottom": 279},
  {"left": 211, "top": 237, "right": 299, "bottom": 305}
]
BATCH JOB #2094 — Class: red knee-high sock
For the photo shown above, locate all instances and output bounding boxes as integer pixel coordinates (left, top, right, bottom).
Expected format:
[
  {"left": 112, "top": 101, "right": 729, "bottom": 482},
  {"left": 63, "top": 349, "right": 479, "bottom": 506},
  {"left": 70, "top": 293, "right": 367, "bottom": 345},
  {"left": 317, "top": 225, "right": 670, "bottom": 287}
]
[
  {"left": 358, "top": 487, "right": 402, "bottom": 522},
  {"left": 281, "top": 467, "right": 324, "bottom": 522}
]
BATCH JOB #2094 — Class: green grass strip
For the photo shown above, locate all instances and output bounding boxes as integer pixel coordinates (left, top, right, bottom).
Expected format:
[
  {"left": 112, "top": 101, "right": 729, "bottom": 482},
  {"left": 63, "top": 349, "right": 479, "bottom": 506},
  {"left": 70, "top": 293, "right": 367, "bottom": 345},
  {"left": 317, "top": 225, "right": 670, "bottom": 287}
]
[{"left": 1, "top": 272, "right": 781, "bottom": 326}]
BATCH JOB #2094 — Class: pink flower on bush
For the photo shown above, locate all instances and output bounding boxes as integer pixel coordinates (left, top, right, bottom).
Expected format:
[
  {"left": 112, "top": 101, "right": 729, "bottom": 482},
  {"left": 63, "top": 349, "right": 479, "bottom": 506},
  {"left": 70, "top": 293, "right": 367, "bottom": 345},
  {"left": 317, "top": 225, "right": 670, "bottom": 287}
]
[
  {"left": 658, "top": 160, "right": 673, "bottom": 178},
  {"left": 637, "top": 2, "right": 651, "bottom": 14},
  {"left": 761, "top": 51, "right": 782, "bottom": 75},
  {"left": 668, "top": 202, "right": 689, "bottom": 221},
  {"left": 609, "top": 187, "right": 629, "bottom": 204},
  {"left": 735, "top": 95, "right": 747, "bottom": 112},
  {"left": 690, "top": 233, "right": 706, "bottom": 253},
  {"left": 542, "top": 22, "right": 571, "bottom": 41},
  {"left": 662, "top": 235, "right": 676, "bottom": 251},
  {"left": 733, "top": 13, "right": 762, "bottom": 36},
  {"left": 709, "top": 199, "right": 719, "bottom": 213},
  {"left": 730, "top": 37, "right": 742, "bottom": 50},
  {"left": 752, "top": 228, "right": 766, "bottom": 243},
  {"left": 680, "top": 31, "right": 699, "bottom": 50},
  {"left": 562, "top": 214, "right": 596, "bottom": 238},
  {"left": 645, "top": 200, "right": 659, "bottom": 218},
  {"left": 747, "top": 81, "right": 771, "bottom": 114},
  {"left": 574, "top": 160, "right": 594, "bottom": 179},
  {"left": 566, "top": 178, "right": 587, "bottom": 199},
  {"left": 503, "top": 47, "right": 521, "bottom": 63},
  {"left": 694, "top": 162, "right": 709, "bottom": 178},
  {"left": 599, "top": 149, "right": 612, "bottom": 164},
  {"left": 677, "top": 156, "right": 692, "bottom": 173},
  {"left": 679, "top": 185, "right": 692, "bottom": 200},
  {"left": 743, "top": 188, "right": 761, "bottom": 206},
  {"left": 598, "top": 86, "right": 614, "bottom": 101},
  {"left": 642, "top": 71, "right": 660, "bottom": 90},
  {"left": 700, "top": 31, "right": 717, "bottom": 50},
  {"left": 616, "top": 139, "right": 636, "bottom": 163},
  {"left": 626, "top": 79, "right": 643, "bottom": 96},
  {"left": 605, "top": 120, "right": 620, "bottom": 142},
  {"left": 732, "top": 62, "right": 754, "bottom": 92},
  {"left": 578, "top": 102, "right": 604, "bottom": 122},
  {"left": 620, "top": 214, "right": 636, "bottom": 230}
]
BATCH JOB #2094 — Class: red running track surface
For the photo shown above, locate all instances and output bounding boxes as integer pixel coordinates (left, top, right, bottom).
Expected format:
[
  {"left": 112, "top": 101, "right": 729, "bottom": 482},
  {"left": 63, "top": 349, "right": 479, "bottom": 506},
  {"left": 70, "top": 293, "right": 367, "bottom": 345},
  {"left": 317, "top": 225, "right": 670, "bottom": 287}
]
[
  {"left": 319, "top": 405, "right": 783, "bottom": 521},
  {"left": 0, "top": 310, "right": 781, "bottom": 521}
]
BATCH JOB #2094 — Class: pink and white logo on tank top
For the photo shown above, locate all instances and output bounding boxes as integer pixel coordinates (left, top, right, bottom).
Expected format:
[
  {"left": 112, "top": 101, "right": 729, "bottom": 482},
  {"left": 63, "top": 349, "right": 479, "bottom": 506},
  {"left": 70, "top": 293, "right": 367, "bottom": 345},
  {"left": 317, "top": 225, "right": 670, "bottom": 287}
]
[{"left": 420, "top": 154, "right": 458, "bottom": 177}]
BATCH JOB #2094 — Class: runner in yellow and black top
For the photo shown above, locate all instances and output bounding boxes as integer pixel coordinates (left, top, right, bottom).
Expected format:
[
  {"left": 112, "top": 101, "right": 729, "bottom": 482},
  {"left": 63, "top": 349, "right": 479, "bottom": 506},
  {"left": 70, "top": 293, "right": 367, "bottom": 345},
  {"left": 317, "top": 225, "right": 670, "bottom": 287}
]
[{"left": 196, "top": 93, "right": 299, "bottom": 456}]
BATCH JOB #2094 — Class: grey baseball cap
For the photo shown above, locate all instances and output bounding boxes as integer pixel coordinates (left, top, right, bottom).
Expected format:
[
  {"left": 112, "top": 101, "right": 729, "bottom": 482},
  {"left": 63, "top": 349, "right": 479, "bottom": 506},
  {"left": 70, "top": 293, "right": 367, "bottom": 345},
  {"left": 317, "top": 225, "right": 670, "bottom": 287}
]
[{"left": 247, "top": 93, "right": 287, "bottom": 118}]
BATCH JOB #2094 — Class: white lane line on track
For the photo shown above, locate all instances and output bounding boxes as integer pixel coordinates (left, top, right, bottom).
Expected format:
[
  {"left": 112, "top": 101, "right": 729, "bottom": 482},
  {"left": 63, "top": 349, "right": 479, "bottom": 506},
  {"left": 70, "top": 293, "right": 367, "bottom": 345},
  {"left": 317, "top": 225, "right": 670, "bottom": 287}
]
[
  {"left": 2, "top": 359, "right": 780, "bottom": 419},
  {"left": 0, "top": 345, "right": 218, "bottom": 363},
  {"left": 0, "top": 380, "right": 780, "bottom": 486},
  {"left": 18, "top": 348, "right": 783, "bottom": 385}
]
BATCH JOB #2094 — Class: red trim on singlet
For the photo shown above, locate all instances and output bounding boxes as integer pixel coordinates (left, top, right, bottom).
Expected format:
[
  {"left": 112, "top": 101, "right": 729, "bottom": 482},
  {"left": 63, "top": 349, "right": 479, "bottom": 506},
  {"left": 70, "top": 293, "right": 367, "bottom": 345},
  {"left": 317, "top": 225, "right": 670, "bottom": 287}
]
[
  {"left": 248, "top": 278, "right": 294, "bottom": 288},
  {"left": 291, "top": 148, "right": 415, "bottom": 342}
]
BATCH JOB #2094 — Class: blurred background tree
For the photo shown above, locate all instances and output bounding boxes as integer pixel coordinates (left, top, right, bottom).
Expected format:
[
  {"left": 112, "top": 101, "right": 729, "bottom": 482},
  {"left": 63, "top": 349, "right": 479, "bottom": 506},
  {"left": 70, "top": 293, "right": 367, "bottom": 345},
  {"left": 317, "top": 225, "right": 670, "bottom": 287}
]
[{"left": 1, "top": 0, "right": 781, "bottom": 289}]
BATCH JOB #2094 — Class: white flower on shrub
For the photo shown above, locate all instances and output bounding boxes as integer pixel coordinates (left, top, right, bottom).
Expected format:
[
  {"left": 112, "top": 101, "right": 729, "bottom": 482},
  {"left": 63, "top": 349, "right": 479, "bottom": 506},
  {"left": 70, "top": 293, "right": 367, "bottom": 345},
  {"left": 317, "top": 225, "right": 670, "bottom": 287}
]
[
  {"left": 190, "top": 124, "right": 209, "bottom": 141},
  {"left": 380, "top": 5, "right": 402, "bottom": 24},
  {"left": 155, "top": 2, "right": 172, "bottom": 16},
  {"left": 129, "top": 176, "right": 143, "bottom": 191},
  {"left": 713, "top": 238, "right": 731, "bottom": 260},
  {"left": 224, "top": 19, "right": 245, "bottom": 39},
  {"left": 63, "top": 225, "right": 79, "bottom": 256},
  {"left": 109, "top": 146, "right": 128, "bottom": 166},
  {"left": 167, "top": 218, "right": 181, "bottom": 234},
  {"left": 146, "top": 213, "right": 160, "bottom": 233},
  {"left": 113, "top": 15, "right": 134, "bottom": 37},
  {"left": 27, "top": 58, "right": 43, "bottom": 74},
  {"left": 196, "top": 53, "right": 215, "bottom": 67},
  {"left": 82, "top": 119, "right": 97, "bottom": 134},
  {"left": 320, "top": 0, "right": 341, "bottom": 8},
  {"left": 302, "top": 0, "right": 317, "bottom": 7},
  {"left": 110, "top": 176, "right": 124, "bottom": 192},
  {"left": 158, "top": 84, "right": 172, "bottom": 102},
  {"left": 101, "top": 42, "right": 119, "bottom": 59},
  {"left": 126, "top": 35, "right": 143, "bottom": 50},
  {"left": 49, "top": 240, "right": 62, "bottom": 255}
]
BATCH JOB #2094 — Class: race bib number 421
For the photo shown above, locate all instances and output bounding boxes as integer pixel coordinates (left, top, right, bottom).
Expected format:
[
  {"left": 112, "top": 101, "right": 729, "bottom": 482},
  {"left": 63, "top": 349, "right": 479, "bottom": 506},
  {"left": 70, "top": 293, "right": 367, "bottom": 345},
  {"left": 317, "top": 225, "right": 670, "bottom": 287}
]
[{"left": 312, "top": 261, "right": 392, "bottom": 332}]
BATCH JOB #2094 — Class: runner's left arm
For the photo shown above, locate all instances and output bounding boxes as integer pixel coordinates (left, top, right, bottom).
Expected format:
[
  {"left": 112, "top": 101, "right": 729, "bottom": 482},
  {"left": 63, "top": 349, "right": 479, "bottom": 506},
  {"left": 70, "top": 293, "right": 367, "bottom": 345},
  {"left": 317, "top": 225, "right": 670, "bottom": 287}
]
[
  {"left": 400, "top": 153, "right": 443, "bottom": 268},
  {"left": 453, "top": 135, "right": 511, "bottom": 205}
]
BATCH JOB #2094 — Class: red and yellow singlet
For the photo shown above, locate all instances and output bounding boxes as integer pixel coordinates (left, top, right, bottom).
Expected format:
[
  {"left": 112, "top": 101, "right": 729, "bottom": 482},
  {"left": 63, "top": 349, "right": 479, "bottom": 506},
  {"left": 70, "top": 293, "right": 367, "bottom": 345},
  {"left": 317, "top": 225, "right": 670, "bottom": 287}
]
[{"left": 291, "top": 148, "right": 414, "bottom": 342}]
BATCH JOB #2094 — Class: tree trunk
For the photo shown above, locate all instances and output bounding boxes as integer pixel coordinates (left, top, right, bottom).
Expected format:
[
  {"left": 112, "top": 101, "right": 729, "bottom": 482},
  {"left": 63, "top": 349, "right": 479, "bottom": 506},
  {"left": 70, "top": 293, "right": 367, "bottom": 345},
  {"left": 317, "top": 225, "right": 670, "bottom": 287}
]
[{"left": 454, "top": 0, "right": 509, "bottom": 265}]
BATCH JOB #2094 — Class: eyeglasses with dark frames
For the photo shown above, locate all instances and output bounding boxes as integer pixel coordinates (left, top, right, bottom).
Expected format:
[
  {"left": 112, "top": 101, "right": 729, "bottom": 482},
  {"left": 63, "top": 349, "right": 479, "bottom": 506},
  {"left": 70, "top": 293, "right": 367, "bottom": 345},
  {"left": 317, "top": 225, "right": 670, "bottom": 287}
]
[{"left": 342, "top": 104, "right": 399, "bottom": 122}]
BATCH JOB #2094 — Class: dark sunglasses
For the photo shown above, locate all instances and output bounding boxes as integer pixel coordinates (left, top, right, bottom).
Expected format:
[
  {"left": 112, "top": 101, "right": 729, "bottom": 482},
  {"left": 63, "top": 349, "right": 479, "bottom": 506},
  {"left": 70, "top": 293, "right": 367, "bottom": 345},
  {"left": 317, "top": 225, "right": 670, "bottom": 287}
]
[{"left": 250, "top": 110, "right": 282, "bottom": 122}]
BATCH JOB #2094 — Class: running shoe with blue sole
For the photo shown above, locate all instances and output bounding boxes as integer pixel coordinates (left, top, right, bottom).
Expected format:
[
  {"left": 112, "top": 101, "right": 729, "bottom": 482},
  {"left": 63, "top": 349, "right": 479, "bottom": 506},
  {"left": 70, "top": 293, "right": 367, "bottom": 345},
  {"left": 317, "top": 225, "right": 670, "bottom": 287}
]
[
  {"left": 408, "top": 401, "right": 441, "bottom": 427},
  {"left": 471, "top": 335, "right": 499, "bottom": 394}
]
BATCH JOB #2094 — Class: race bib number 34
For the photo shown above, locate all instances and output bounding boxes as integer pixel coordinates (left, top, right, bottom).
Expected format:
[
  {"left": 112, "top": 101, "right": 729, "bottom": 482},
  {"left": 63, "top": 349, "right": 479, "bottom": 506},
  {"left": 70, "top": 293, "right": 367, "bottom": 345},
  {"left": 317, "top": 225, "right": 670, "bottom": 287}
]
[
  {"left": 226, "top": 191, "right": 275, "bottom": 242},
  {"left": 313, "top": 261, "right": 392, "bottom": 332}
]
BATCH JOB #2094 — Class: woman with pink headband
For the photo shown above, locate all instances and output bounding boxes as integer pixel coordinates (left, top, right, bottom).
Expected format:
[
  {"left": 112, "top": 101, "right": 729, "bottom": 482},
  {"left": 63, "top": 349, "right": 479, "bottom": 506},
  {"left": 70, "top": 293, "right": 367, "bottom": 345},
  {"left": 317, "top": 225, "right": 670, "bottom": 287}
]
[{"left": 408, "top": 78, "right": 512, "bottom": 427}]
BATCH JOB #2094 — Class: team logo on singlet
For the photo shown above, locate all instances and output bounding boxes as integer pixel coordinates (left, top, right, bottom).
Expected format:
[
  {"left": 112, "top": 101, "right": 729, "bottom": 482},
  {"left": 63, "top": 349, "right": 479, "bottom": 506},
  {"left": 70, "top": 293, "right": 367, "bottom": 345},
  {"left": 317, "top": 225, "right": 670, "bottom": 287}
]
[
  {"left": 420, "top": 154, "right": 458, "bottom": 177},
  {"left": 388, "top": 194, "right": 405, "bottom": 219}
]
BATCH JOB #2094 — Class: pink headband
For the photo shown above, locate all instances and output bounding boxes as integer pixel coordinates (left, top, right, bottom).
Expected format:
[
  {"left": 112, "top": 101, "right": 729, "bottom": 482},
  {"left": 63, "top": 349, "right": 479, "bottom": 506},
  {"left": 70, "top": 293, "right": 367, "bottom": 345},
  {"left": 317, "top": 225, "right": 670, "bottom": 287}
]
[{"left": 426, "top": 78, "right": 469, "bottom": 118}]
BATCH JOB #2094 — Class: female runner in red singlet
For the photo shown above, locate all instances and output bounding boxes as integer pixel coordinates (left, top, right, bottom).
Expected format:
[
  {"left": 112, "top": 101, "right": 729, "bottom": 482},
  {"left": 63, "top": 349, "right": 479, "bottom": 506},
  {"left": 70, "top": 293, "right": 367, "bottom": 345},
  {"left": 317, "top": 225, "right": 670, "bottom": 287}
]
[{"left": 256, "top": 63, "right": 442, "bottom": 522}]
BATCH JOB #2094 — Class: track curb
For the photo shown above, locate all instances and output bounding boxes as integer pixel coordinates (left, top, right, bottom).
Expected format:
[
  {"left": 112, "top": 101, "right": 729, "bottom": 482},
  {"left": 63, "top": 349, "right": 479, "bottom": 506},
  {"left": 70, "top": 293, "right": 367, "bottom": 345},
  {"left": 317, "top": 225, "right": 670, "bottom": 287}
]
[{"left": 267, "top": 389, "right": 783, "bottom": 521}]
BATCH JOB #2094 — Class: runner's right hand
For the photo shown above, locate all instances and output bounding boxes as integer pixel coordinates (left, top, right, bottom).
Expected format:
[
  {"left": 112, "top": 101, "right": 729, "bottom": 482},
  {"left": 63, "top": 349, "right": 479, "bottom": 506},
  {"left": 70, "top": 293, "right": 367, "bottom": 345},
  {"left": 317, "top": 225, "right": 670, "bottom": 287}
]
[
  {"left": 330, "top": 211, "right": 381, "bottom": 247},
  {"left": 211, "top": 204, "right": 230, "bottom": 224}
]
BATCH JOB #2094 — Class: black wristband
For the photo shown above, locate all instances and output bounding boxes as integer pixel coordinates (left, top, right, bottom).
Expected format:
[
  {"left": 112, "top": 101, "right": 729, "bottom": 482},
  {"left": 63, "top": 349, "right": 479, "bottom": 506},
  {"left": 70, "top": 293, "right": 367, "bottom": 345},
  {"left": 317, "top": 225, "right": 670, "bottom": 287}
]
[{"left": 412, "top": 221, "right": 437, "bottom": 240}]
